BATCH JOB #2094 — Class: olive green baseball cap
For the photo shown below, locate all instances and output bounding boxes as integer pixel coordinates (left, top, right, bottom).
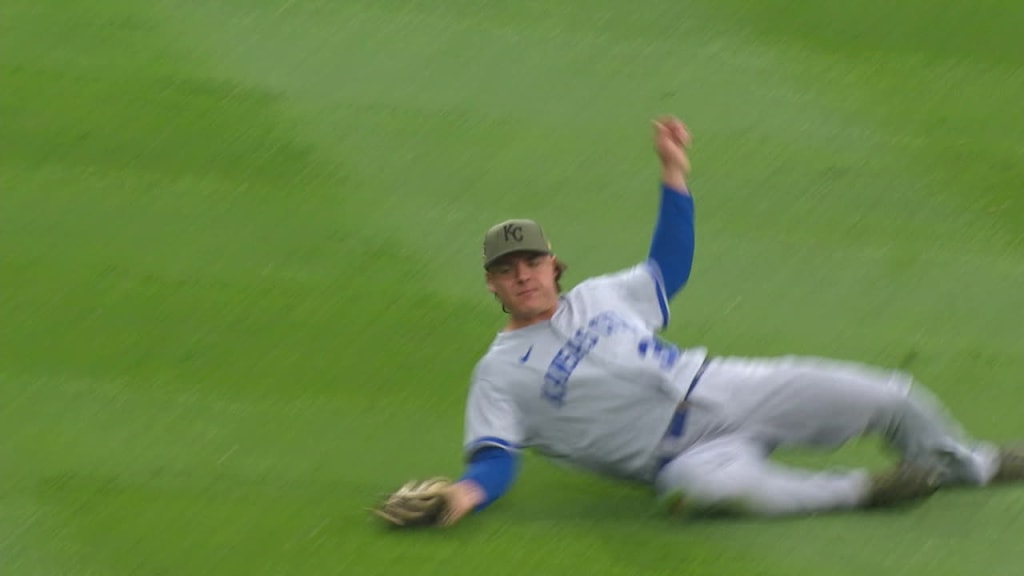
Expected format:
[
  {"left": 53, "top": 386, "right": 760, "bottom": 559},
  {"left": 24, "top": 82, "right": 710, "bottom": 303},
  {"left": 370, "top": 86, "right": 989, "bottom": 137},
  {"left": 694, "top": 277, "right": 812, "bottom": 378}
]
[{"left": 482, "top": 219, "right": 552, "bottom": 268}]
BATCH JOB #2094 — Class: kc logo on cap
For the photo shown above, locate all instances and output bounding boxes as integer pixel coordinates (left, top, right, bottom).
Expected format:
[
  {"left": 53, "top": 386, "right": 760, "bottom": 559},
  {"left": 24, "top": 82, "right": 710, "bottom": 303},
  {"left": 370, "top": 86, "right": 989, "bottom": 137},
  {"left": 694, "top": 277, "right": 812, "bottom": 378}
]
[{"left": 503, "top": 224, "right": 524, "bottom": 242}]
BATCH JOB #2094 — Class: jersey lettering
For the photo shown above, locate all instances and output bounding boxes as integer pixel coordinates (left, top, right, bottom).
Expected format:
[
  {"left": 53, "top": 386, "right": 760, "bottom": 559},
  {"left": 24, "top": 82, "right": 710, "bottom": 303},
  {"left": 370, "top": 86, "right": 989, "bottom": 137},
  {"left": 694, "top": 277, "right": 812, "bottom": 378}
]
[
  {"left": 637, "top": 336, "right": 681, "bottom": 371},
  {"left": 587, "top": 310, "right": 632, "bottom": 336},
  {"left": 541, "top": 312, "right": 632, "bottom": 407}
]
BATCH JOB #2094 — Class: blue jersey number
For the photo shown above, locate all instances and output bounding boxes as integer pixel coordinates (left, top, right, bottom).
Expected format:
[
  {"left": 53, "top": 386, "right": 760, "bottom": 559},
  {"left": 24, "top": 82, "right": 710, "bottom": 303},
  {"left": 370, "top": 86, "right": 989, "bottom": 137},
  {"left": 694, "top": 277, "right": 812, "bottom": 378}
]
[{"left": 637, "top": 337, "right": 680, "bottom": 371}]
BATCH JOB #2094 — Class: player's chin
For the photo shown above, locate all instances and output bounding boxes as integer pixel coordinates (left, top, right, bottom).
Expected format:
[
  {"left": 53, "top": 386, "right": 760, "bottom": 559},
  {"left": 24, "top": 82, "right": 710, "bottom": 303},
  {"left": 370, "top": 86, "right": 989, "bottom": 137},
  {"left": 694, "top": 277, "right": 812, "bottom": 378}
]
[
  {"left": 518, "top": 288, "right": 548, "bottom": 306},
  {"left": 508, "top": 300, "right": 542, "bottom": 318},
  {"left": 515, "top": 295, "right": 544, "bottom": 313}
]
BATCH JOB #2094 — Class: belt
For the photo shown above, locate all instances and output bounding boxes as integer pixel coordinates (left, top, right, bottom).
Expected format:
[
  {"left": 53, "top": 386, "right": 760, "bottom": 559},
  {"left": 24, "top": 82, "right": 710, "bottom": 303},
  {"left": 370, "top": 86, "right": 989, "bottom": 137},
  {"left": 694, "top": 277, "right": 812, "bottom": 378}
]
[{"left": 654, "top": 357, "right": 712, "bottom": 473}]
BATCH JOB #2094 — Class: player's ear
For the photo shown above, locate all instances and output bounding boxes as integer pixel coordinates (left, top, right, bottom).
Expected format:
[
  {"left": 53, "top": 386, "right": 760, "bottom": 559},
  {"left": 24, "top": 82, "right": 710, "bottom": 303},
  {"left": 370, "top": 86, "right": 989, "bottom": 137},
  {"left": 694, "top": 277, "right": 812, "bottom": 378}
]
[
  {"left": 552, "top": 255, "right": 567, "bottom": 293},
  {"left": 484, "top": 272, "right": 497, "bottom": 295},
  {"left": 550, "top": 254, "right": 563, "bottom": 274}
]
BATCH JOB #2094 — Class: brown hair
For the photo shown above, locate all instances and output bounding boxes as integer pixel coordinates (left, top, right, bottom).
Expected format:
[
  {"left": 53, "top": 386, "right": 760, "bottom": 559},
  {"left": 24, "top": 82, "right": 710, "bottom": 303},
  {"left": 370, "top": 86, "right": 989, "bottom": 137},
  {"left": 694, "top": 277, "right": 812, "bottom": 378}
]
[{"left": 554, "top": 257, "right": 568, "bottom": 293}]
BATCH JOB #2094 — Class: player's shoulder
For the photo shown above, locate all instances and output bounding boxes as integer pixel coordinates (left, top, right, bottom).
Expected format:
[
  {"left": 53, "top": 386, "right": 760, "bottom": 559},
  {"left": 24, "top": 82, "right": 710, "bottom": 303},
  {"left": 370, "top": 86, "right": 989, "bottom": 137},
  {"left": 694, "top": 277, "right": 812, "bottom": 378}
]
[
  {"left": 469, "top": 322, "right": 552, "bottom": 390},
  {"left": 469, "top": 335, "right": 526, "bottom": 384},
  {"left": 470, "top": 350, "right": 503, "bottom": 380},
  {"left": 465, "top": 355, "right": 520, "bottom": 399},
  {"left": 565, "top": 260, "right": 657, "bottom": 296}
]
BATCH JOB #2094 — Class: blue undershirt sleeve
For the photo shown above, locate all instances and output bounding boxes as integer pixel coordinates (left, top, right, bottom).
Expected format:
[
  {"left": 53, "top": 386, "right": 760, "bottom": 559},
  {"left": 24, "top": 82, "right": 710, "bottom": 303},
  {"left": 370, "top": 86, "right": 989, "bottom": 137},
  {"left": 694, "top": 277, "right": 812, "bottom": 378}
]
[
  {"left": 458, "top": 446, "right": 519, "bottom": 511},
  {"left": 647, "top": 183, "right": 695, "bottom": 300}
]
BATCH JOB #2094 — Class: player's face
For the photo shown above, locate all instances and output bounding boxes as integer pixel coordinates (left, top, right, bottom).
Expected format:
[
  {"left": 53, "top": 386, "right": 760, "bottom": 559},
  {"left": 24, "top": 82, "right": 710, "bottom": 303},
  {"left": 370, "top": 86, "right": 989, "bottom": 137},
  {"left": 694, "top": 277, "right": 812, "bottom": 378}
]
[{"left": 486, "top": 252, "right": 559, "bottom": 324}]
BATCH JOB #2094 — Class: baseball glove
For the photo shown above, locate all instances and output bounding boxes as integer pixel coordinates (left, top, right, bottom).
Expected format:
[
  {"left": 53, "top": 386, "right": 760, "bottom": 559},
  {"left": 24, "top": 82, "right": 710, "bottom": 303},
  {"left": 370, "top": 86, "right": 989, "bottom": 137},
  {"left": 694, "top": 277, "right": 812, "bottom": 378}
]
[{"left": 370, "top": 477, "right": 452, "bottom": 528}]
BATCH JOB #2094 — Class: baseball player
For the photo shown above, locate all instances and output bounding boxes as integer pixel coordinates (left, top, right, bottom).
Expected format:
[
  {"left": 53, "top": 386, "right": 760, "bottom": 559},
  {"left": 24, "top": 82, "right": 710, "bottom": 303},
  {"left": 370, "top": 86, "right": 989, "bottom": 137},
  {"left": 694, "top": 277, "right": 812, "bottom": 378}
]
[{"left": 372, "top": 116, "right": 1024, "bottom": 527}]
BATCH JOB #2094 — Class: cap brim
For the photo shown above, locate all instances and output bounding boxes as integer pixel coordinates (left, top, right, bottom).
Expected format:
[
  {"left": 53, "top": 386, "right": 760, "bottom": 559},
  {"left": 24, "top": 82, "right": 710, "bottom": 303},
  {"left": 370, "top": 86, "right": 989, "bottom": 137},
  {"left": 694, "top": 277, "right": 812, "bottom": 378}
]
[{"left": 484, "top": 249, "right": 551, "bottom": 269}]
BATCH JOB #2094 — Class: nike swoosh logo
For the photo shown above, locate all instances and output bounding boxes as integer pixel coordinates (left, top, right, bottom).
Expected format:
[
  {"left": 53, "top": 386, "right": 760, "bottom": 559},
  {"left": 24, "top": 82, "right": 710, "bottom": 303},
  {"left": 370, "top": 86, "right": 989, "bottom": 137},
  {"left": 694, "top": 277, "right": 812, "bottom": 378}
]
[{"left": 519, "top": 346, "right": 533, "bottom": 364}]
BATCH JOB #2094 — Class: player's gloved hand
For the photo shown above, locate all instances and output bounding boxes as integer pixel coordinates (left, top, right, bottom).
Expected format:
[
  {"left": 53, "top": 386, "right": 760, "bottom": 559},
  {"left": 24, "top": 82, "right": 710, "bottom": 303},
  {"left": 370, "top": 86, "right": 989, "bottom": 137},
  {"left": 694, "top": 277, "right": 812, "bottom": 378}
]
[
  {"left": 370, "top": 478, "right": 484, "bottom": 528},
  {"left": 371, "top": 477, "right": 453, "bottom": 528}
]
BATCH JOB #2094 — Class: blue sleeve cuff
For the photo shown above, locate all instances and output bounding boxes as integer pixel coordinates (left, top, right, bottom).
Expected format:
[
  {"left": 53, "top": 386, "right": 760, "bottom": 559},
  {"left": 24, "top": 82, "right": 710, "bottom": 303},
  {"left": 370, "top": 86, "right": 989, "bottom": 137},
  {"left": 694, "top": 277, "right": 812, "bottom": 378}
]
[
  {"left": 466, "top": 436, "right": 518, "bottom": 453},
  {"left": 459, "top": 446, "right": 519, "bottom": 511},
  {"left": 648, "top": 183, "right": 695, "bottom": 301}
]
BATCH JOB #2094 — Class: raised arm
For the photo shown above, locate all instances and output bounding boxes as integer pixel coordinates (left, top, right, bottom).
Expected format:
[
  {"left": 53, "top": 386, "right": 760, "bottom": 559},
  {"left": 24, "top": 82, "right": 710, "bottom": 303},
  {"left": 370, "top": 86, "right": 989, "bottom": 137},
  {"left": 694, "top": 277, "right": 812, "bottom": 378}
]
[{"left": 648, "top": 118, "right": 695, "bottom": 301}]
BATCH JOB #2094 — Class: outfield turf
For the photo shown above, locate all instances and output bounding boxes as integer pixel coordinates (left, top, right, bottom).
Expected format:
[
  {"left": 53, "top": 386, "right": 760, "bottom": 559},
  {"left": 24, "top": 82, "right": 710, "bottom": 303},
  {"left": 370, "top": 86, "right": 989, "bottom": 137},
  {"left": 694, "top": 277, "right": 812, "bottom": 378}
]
[{"left": 3, "top": 0, "right": 1024, "bottom": 574}]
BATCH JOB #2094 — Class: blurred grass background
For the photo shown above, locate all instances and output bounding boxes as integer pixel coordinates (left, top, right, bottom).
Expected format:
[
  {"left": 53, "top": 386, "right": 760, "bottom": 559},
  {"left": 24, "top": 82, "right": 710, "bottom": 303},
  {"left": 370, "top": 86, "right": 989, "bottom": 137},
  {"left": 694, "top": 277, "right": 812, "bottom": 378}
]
[{"left": 1, "top": 0, "right": 1023, "bottom": 574}]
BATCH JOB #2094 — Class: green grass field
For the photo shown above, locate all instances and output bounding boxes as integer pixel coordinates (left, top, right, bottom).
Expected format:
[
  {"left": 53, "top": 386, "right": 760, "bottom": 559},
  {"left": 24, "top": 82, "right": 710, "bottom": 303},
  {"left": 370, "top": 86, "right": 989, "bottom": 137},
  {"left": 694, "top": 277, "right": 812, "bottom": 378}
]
[{"left": 3, "top": 1, "right": 1024, "bottom": 574}]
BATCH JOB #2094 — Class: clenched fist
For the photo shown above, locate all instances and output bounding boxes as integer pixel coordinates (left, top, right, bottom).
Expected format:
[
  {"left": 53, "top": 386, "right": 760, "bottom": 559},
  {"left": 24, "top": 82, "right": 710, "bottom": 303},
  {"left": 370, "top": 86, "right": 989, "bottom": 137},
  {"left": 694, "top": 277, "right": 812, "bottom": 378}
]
[{"left": 653, "top": 116, "right": 692, "bottom": 193}]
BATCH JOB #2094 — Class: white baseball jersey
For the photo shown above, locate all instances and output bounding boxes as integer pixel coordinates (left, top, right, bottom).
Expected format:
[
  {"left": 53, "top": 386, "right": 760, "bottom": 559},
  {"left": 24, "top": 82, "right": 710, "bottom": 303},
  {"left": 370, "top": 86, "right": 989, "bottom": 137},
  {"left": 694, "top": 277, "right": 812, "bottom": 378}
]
[{"left": 463, "top": 261, "right": 708, "bottom": 482}]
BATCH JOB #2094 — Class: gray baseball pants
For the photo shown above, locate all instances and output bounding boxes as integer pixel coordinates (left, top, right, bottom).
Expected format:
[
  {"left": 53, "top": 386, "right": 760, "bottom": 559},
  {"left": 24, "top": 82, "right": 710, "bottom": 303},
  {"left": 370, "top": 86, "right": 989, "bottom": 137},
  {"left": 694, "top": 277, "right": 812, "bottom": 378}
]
[{"left": 654, "top": 355, "right": 999, "bottom": 516}]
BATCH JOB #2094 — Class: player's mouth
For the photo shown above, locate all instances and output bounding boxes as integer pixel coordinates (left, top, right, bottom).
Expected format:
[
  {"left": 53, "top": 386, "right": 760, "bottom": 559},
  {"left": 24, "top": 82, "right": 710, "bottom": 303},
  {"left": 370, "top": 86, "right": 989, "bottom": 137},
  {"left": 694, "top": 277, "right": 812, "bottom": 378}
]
[{"left": 517, "top": 288, "right": 537, "bottom": 299}]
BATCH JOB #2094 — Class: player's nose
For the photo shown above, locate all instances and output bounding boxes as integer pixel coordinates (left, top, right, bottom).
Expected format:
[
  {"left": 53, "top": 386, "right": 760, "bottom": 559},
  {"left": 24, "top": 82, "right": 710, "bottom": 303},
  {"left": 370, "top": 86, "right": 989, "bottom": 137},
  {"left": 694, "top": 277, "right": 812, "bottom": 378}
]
[{"left": 513, "top": 260, "right": 531, "bottom": 281}]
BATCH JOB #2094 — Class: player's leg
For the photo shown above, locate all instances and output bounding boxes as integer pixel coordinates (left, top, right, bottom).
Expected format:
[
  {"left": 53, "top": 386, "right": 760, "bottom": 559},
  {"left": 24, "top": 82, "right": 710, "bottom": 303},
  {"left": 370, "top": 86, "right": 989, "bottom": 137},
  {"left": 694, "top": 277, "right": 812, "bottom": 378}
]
[
  {"left": 653, "top": 435, "right": 937, "bottom": 517},
  {"left": 690, "top": 356, "right": 1000, "bottom": 487}
]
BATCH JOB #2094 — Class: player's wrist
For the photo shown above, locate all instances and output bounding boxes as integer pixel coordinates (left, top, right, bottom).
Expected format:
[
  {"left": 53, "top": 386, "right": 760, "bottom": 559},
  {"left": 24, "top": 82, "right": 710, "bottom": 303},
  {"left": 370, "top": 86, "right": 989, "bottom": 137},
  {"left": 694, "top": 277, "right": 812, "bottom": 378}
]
[
  {"left": 660, "top": 165, "right": 688, "bottom": 194},
  {"left": 452, "top": 479, "right": 487, "bottom": 507},
  {"left": 439, "top": 480, "right": 487, "bottom": 526}
]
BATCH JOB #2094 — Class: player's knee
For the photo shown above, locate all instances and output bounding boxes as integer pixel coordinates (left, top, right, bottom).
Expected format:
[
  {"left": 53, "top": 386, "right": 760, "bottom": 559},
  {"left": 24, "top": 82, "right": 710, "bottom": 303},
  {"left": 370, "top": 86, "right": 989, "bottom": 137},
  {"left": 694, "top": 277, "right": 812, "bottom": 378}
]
[
  {"left": 656, "top": 457, "right": 766, "bottom": 516},
  {"left": 842, "top": 368, "right": 919, "bottom": 423},
  {"left": 665, "top": 473, "right": 777, "bottom": 516}
]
